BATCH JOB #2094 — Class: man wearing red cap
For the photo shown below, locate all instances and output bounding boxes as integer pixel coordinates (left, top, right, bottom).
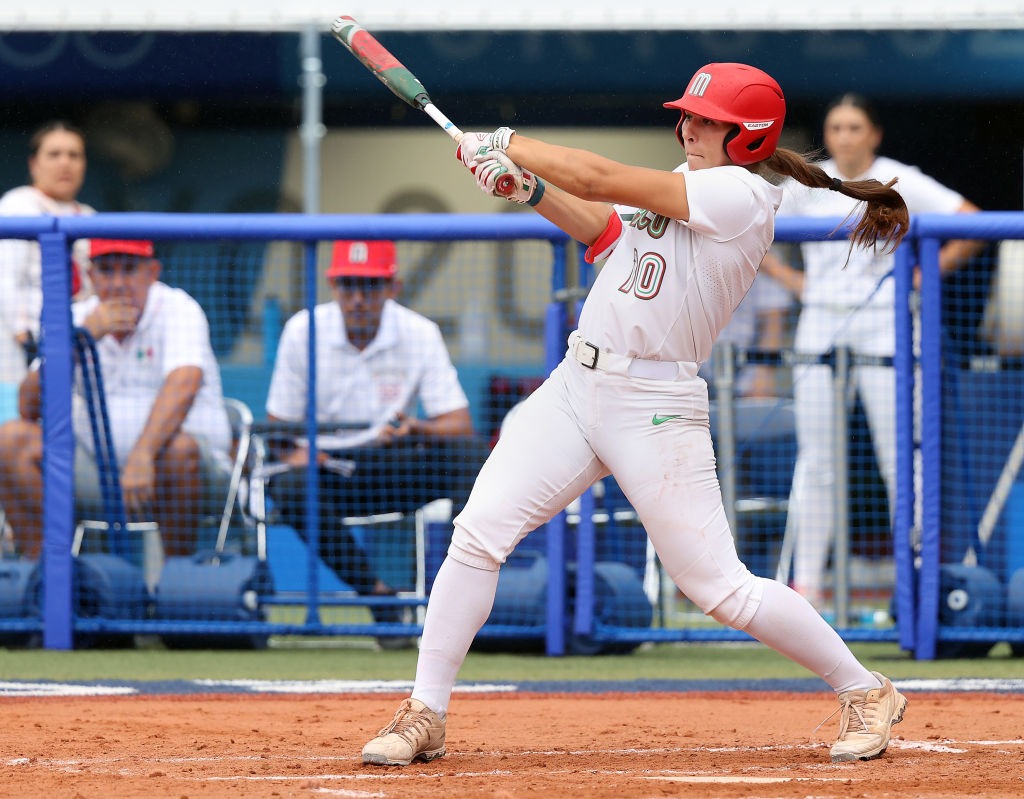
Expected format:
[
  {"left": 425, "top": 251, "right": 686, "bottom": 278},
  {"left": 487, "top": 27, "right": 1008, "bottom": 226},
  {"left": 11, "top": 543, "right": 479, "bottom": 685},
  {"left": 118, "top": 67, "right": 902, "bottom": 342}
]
[
  {"left": 264, "top": 240, "right": 490, "bottom": 646},
  {"left": 0, "top": 239, "right": 232, "bottom": 559}
]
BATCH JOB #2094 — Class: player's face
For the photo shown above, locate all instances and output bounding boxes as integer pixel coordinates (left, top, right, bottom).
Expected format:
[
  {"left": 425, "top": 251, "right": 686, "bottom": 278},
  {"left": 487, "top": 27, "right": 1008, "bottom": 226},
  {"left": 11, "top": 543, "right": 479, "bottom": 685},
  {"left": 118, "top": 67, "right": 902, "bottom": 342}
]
[
  {"left": 823, "top": 104, "right": 882, "bottom": 176},
  {"left": 332, "top": 276, "right": 397, "bottom": 348},
  {"left": 679, "top": 113, "right": 733, "bottom": 170},
  {"left": 90, "top": 255, "right": 159, "bottom": 313},
  {"left": 29, "top": 130, "right": 86, "bottom": 203}
]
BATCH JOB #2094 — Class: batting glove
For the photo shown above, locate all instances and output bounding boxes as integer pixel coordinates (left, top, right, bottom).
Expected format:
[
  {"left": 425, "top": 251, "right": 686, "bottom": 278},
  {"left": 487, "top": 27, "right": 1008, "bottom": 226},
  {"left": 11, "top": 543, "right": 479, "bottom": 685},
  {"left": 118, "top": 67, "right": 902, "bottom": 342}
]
[
  {"left": 455, "top": 127, "right": 516, "bottom": 169},
  {"left": 474, "top": 152, "right": 546, "bottom": 206}
]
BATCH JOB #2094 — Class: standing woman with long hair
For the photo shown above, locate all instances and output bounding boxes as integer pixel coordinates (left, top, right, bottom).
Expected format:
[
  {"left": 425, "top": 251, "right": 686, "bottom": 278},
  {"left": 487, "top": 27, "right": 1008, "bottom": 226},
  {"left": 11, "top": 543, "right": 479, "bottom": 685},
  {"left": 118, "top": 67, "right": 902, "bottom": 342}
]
[
  {"left": 0, "top": 120, "right": 95, "bottom": 400},
  {"left": 759, "top": 94, "right": 981, "bottom": 611}
]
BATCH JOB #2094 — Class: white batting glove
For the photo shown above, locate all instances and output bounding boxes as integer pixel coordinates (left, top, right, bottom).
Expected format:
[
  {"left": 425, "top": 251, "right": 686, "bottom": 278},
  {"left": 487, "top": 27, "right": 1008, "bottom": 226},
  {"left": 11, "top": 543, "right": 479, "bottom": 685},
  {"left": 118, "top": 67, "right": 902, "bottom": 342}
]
[
  {"left": 474, "top": 152, "right": 545, "bottom": 206},
  {"left": 455, "top": 127, "right": 516, "bottom": 169}
]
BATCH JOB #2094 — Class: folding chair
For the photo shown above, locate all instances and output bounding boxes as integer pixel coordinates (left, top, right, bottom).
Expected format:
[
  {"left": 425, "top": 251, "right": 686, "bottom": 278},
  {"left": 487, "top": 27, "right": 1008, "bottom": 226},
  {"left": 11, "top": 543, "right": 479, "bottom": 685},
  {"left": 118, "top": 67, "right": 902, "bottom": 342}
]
[{"left": 247, "top": 422, "right": 431, "bottom": 626}]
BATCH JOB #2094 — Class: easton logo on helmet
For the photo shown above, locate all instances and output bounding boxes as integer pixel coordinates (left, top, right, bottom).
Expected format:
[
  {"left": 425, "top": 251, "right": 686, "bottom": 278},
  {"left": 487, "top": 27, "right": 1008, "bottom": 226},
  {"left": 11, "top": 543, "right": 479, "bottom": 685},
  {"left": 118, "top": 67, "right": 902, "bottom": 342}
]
[
  {"left": 744, "top": 121, "right": 774, "bottom": 130},
  {"left": 689, "top": 72, "right": 712, "bottom": 97}
]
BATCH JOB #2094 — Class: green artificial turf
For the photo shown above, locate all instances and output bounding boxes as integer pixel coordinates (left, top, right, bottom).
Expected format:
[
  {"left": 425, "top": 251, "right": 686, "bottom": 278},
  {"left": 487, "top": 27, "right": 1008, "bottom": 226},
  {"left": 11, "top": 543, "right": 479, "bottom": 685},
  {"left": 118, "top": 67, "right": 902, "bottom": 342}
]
[{"left": 0, "top": 640, "right": 1019, "bottom": 684}]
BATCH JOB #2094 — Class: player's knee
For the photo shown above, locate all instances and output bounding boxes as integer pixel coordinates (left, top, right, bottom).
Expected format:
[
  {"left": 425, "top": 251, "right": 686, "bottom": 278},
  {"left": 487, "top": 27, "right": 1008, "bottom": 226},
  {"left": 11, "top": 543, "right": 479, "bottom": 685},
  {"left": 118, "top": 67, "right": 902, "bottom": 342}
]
[
  {"left": 160, "top": 433, "right": 201, "bottom": 475},
  {"left": 448, "top": 521, "right": 502, "bottom": 571},
  {"left": 706, "top": 574, "right": 765, "bottom": 630}
]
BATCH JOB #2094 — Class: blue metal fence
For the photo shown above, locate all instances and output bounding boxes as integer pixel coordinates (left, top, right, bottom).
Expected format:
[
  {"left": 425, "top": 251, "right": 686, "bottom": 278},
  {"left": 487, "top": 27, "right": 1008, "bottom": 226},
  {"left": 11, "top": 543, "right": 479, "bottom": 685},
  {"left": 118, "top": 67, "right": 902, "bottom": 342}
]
[{"left": 0, "top": 211, "right": 1020, "bottom": 658}]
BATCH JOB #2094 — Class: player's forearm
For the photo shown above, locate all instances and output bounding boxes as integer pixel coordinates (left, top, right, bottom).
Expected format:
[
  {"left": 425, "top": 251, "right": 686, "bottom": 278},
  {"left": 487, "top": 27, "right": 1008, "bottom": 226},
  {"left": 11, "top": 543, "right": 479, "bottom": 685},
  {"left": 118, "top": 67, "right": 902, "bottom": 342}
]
[
  {"left": 529, "top": 182, "right": 613, "bottom": 246},
  {"left": 759, "top": 252, "right": 804, "bottom": 299},
  {"left": 938, "top": 201, "right": 984, "bottom": 276},
  {"left": 132, "top": 366, "right": 202, "bottom": 459},
  {"left": 507, "top": 135, "right": 633, "bottom": 207},
  {"left": 410, "top": 407, "right": 474, "bottom": 439},
  {"left": 17, "top": 370, "right": 42, "bottom": 420}
]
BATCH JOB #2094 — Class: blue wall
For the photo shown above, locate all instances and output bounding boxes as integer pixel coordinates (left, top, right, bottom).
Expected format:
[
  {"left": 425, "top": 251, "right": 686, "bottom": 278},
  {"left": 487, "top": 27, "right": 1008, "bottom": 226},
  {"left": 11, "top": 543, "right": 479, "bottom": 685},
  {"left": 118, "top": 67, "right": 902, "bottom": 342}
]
[{"left": 1, "top": 29, "right": 1022, "bottom": 101}]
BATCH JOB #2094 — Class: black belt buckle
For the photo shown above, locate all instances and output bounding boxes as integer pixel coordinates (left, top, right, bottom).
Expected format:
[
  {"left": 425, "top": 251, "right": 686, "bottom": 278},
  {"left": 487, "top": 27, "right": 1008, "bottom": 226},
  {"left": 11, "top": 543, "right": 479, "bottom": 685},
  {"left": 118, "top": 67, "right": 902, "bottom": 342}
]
[{"left": 581, "top": 340, "right": 599, "bottom": 369}]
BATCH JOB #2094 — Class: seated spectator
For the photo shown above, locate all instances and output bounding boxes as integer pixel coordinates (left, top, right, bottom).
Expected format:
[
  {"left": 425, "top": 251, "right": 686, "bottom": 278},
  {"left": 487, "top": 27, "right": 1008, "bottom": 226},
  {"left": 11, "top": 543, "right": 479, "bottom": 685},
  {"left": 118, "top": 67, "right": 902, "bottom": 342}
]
[
  {"left": 0, "top": 239, "right": 232, "bottom": 559},
  {"left": 264, "top": 240, "right": 490, "bottom": 637}
]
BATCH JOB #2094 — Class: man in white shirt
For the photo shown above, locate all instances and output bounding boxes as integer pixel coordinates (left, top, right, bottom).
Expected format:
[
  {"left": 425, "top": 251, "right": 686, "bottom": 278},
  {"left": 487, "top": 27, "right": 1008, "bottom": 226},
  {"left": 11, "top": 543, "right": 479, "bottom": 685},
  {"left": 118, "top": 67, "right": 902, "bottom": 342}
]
[
  {"left": 264, "top": 240, "right": 489, "bottom": 633},
  {"left": 0, "top": 239, "right": 232, "bottom": 559}
]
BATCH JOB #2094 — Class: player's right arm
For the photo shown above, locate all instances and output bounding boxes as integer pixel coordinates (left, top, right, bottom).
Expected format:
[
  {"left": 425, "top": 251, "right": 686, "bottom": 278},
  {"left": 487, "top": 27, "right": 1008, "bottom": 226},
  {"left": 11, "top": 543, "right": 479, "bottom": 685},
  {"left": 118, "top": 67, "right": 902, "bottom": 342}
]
[
  {"left": 458, "top": 129, "right": 686, "bottom": 246},
  {"left": 525, "top": 182, "right": 613, "bottom": 249}
]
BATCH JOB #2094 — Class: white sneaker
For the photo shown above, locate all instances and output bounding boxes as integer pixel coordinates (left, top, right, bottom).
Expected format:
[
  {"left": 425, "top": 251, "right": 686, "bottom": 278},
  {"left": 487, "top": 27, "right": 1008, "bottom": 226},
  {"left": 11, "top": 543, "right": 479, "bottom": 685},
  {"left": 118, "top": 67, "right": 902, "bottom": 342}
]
[
  {"left": 362, "top": 698, "right": 446, "bottom": 766},
  {"left": 830, "top": 672, "right": 907, "bottom": 762}
]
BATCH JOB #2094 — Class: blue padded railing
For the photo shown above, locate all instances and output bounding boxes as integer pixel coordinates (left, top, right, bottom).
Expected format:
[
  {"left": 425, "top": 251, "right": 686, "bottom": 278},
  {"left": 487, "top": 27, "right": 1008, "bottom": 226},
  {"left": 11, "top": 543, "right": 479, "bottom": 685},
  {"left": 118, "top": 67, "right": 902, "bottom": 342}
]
[{"left": 1, "top": 210, "right": 1021, "bottom": 657}]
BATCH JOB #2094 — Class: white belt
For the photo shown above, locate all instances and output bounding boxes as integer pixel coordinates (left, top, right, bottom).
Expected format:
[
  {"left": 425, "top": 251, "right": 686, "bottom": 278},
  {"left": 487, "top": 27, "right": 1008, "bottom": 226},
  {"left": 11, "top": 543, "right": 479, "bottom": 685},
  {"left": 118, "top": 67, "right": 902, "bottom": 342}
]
[{"left": 567, "top": 332, "right": 694, "bottom": 381}]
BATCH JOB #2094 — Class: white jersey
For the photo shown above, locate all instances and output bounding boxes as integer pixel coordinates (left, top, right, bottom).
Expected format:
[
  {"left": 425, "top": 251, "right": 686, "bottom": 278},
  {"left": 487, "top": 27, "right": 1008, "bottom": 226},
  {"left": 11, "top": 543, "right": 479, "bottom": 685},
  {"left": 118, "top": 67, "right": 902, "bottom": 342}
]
[
  {"left": 266, "top": 299, "right": 469, "bottom": 448},
  {"left": 577, "top": 164, "right": 782, "bottom": 366},
  {"left": 778, "top": 155, "right": 964, "bottom": 308},
  {"left": 71, "top": 282, "right": 231, "bottom": 466},
  {"left": 0, "top": 185, "right": 95, "bottom": 383}
]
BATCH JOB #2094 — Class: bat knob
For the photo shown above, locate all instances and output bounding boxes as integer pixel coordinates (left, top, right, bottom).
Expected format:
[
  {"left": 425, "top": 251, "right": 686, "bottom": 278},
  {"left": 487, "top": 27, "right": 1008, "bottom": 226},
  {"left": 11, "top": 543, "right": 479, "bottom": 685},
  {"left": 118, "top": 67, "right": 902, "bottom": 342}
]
[{"left": 495, "top": 173, "right": 517, "bottom": 197}]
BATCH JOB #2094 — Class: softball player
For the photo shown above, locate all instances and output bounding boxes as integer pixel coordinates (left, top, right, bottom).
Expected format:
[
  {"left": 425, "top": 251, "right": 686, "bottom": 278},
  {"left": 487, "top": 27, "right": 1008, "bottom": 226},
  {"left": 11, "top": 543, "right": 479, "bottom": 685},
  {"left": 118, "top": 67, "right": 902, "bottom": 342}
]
[
  {"left": 759, "top": 94, "right": 982, "bottom": 609},
  {"left": 363, "top": 64, "right": 909, "bottom": 767}
]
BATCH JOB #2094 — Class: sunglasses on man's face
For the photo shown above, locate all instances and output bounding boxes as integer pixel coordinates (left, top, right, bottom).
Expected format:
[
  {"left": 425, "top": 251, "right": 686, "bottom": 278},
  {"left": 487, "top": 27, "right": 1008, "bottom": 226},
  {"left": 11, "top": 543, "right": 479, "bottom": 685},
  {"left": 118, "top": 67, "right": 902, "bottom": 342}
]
[
  {"left": 332, "top": 277, "right": 391, "bottom": 293},
  {"left": 92, "top": 256, "right": 145, "bottom": 276}
]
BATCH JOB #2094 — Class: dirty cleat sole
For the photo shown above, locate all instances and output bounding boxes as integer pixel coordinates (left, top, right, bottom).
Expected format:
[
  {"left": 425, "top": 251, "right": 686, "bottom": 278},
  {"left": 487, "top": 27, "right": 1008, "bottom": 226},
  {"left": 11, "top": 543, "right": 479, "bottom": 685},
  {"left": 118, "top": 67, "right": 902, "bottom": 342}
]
[{"left": 362, "top": 746, "right": 445, "bottom": 766}]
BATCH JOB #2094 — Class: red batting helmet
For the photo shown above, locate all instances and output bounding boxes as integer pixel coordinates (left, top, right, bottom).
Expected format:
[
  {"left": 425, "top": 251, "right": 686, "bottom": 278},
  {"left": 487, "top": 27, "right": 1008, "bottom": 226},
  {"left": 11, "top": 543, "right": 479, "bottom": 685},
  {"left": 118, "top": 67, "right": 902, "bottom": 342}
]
[
  {"left": 327, "top": 240, "right": 397, "bottom": 278},
  {"left": 664, "top": 63, "right": 785, "bottom": 165}
]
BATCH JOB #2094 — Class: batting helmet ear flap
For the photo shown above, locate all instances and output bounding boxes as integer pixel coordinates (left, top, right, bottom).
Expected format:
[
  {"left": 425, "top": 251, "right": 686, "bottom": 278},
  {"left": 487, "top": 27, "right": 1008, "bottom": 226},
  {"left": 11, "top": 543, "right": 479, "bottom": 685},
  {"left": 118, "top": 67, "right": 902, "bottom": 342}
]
[
  {"left": 722, "top": 125, "right": 742, "bottom": 162},
  {"left": 674, "top": 114, "right": 685, "bottom": 149}
]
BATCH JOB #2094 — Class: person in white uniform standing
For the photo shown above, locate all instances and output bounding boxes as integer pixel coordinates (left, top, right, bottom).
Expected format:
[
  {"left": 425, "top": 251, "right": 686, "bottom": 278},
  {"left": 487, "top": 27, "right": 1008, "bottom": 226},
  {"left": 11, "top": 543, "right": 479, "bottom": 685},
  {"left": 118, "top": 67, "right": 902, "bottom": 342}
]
[
  {"left": 362, "top": 64, "right": 910, "bottom": 766},
  {"left": 0, "top": 121, "right": 95, "bottom": 409},
  {"left": 759, "top": 93, "right": 982, "bottom": 610}
]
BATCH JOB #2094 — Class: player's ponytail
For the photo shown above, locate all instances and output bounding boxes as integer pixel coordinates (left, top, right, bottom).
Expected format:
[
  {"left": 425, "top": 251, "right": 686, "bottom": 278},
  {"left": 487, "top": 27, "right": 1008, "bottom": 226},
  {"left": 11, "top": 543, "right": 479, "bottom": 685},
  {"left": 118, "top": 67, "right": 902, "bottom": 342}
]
[{"left": 762, "top": 148, "right": 910, "bottom": 254}]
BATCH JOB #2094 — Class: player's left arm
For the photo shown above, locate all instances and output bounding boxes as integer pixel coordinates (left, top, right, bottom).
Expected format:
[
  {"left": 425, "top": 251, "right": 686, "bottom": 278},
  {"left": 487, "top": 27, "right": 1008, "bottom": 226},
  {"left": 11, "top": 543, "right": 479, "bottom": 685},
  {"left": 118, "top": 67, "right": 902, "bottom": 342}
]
[
  {"left": 506, "top": 134, "right": 690, "bottom": 223},
  {"left": 938, "top": 199, "right": 985, "bottom": 277}
]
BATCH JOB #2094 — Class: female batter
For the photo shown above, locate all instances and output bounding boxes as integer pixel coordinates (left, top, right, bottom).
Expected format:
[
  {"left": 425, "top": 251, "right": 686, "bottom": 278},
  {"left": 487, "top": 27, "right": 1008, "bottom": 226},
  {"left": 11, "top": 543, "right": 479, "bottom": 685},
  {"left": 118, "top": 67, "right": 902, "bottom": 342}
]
[{"left": 363, "top": 63, "right": 909, "bottom": 767}]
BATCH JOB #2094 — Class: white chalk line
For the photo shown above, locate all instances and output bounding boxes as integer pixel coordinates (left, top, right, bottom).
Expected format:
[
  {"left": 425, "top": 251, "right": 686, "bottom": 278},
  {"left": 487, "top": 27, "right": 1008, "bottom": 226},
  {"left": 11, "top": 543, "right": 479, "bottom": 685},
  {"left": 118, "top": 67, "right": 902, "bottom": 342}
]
[
  {"left": 646, "top": 775, "right": 859, "bottom": 784},
  {"left": 8, "top": 737, "right": 1021, "bottom": 781},
  {"left": 190, "top": 679, "right": 517, "bottom": 694},
  {"left": 4, "top": 675, "right": 1024, "bottom": 697},
  {"left": 0, "top": 681, "right": 137, "bottom": 697}
]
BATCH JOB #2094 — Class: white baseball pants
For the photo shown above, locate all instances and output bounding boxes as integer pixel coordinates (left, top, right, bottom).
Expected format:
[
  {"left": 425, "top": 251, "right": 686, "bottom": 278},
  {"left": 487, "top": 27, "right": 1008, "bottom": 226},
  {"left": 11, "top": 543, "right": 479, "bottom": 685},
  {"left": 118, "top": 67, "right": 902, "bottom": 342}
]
[
  {"left": 789, "top": 300, "right": 898, "bottom": 600},
  {"left": 451, "top": 354, "right": 762, "bottom": 627}
]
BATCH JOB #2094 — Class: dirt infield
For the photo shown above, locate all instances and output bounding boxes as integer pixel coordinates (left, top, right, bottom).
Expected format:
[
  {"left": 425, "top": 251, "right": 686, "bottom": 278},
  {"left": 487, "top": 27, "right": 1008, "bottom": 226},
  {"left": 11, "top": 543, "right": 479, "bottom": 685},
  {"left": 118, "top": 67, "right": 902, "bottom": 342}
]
[{"left": 2, "top": 690, "right": 1022, "bottom": 798}]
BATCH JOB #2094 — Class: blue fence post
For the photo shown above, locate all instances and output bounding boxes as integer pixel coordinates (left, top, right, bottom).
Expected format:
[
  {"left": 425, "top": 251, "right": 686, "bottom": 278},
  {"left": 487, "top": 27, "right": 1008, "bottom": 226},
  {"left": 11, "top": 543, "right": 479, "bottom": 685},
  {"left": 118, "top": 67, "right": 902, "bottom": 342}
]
[
  {"left": 892, "top": 239, "right": 917, "bottom": 651},
  {"left": 39, "top": 231, "right": 75, "bottom": 650},
  {"left": 570, "top": 277, "right": 597, "bottom": 641},
  {"left": 915, "top": 236, "right": 944, "bottom": 660},
  {"left": 543, "top": 240, "right": 570, "bottom": 656},
  {"left": 263, "top": 295, "right": 281, "bottom": 367},
  {"left": 303, "top": 240, "right": 321, "bottom": 626}
]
